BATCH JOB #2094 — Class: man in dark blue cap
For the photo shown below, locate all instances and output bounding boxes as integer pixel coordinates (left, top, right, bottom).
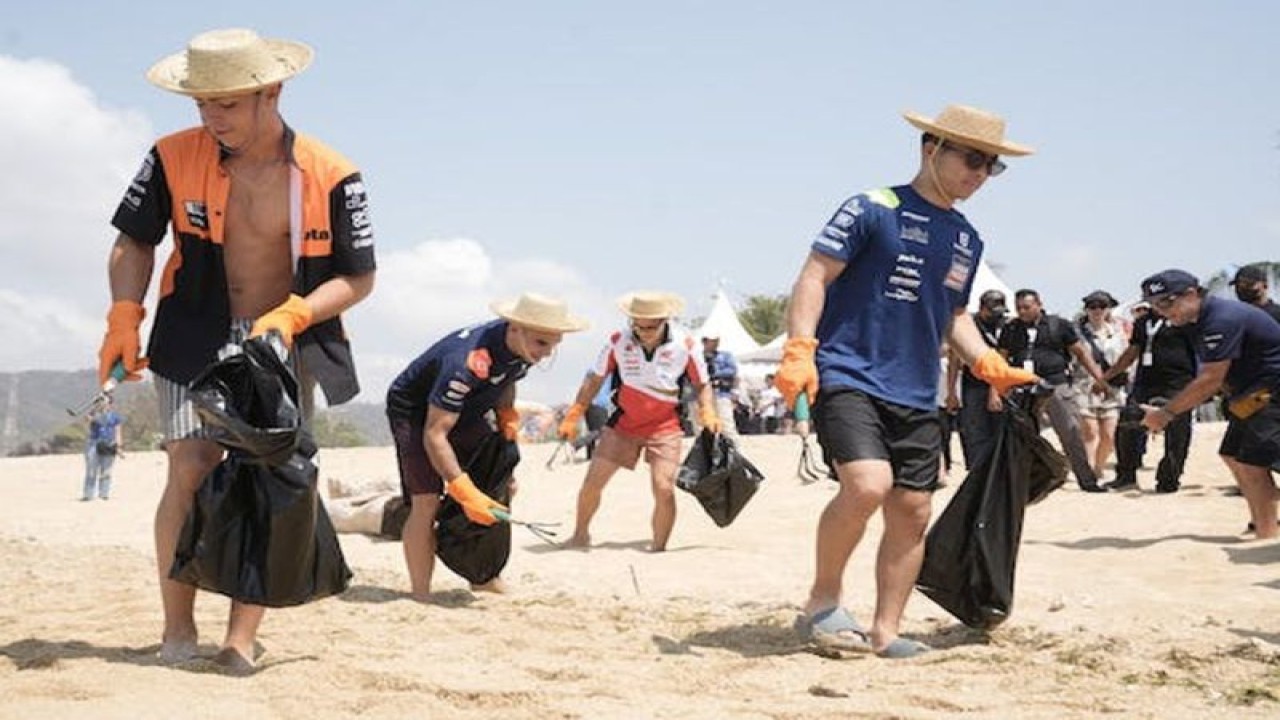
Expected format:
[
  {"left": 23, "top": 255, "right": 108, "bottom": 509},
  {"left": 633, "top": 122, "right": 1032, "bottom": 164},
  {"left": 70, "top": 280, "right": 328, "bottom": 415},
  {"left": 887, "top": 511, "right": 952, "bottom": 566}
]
[{"left": 1139, "top": 269, "right": 1280, "bottom": 538}]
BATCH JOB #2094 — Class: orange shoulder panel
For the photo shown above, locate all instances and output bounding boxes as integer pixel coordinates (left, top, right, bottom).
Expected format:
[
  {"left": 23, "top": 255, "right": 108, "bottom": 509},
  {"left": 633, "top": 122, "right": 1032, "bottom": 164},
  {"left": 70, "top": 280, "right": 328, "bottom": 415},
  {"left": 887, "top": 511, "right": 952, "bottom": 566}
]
[{"left": 466, "top": 349, "right": 493, "bottom": 380}]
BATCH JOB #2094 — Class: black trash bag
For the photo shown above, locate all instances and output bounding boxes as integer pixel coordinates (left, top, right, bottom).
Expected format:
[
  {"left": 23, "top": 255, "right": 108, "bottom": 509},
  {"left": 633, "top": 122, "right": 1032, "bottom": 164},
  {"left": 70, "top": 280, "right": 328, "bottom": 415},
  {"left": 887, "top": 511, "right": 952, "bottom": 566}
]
[
  {"left": 435, "top": 432, "right": 519, "bottom": 585},
  {"left": 915, "top": 389, "right": 1068, "bottom": 629},
  {"left": 170, "top": 336, "right": 352, "bottom": 607},
  {"left": 676, "top": 430, "right": 766, "bottom": 528}
]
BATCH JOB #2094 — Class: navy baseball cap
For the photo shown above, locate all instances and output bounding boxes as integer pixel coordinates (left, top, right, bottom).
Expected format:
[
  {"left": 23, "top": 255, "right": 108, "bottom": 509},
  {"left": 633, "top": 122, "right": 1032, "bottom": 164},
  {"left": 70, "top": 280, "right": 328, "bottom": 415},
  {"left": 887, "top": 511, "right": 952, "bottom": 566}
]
[{"left": 1140, "top": 269, "right": 1199, "bottom": 303}]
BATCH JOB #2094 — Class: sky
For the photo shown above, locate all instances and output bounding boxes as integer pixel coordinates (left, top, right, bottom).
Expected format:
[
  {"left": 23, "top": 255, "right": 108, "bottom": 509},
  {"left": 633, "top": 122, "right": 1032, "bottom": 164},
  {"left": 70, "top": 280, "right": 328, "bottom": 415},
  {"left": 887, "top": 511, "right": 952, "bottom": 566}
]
[{"left": 2, "top": 2, "right": 1276, "bottom": 405}]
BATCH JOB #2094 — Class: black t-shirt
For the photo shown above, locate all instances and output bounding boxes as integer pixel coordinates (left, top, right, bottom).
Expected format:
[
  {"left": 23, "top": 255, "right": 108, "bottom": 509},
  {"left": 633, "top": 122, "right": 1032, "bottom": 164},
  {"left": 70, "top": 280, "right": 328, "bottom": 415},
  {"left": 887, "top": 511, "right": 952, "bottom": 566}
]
[
  {"left": 1260, "top": 300, "right": 1280, "bottom": 326},
  {"left": 1128, "top": 317, "right": 1196, "bottom": 393},
  {"left": 998, "top": 313, "right": 1078, "bottom": 385},
  {"left": 961, "top": 313, "right": 1005, "bottom": 390}
]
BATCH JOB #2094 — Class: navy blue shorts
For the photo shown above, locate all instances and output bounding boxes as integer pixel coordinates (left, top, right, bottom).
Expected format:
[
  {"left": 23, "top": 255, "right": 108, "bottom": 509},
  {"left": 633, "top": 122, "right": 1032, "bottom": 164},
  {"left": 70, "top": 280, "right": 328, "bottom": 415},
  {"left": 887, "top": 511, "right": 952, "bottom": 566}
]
[{"left": 814, "top": 387, "right": 942, "bottom": 491}]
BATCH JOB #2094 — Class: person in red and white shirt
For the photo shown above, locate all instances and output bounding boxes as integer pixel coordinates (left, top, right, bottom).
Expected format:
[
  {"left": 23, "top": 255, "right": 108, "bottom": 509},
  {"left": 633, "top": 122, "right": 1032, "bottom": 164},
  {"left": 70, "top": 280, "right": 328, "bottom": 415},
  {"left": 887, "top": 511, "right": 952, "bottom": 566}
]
[{"left": 559, "top": 292, "right": 721, "bottom": 551}]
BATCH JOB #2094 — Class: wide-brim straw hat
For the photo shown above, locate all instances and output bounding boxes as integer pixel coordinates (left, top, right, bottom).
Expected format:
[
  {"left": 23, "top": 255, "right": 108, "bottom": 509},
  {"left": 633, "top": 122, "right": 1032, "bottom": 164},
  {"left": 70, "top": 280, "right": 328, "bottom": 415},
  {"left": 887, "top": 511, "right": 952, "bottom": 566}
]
[
  {"left": 490, "top": 293, "right": 590, "bottom": 333},
  {"left": 903, "top": 104, "right": 1034, "bottom": 157},
  {"left": 147, "top": 28, "right": 313, "bottom": 97},
  {"left": 616, "top": 291, "right": 685, "bottom": 320}
]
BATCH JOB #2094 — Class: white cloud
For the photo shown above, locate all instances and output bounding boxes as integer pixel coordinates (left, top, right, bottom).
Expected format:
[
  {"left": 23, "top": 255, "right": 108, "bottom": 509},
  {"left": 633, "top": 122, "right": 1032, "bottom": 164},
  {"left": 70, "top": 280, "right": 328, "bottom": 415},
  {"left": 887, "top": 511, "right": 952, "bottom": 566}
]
[
  {"left": 346, "top": 237, "right": 616, "bottom": 406},
  {"left": 0, "top": 56, "right": 153, "bottom": 370},
  {"left": 0, "top": 57, "right": 616, "bottom": 409}
]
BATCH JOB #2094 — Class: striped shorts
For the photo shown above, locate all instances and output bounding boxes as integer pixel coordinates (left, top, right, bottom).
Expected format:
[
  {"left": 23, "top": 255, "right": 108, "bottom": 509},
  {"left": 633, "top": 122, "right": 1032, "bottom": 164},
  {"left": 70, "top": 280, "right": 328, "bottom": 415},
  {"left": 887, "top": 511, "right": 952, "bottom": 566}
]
[{"left": 154, "top": 320, "right": 315, "bottom": 443}]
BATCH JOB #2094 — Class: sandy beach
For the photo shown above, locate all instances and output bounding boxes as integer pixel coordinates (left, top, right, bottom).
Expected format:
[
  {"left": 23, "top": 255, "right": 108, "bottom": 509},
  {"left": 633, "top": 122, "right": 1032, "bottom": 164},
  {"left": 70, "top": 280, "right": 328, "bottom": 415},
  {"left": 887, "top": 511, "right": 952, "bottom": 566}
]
[{"left": 1, "top": 424, "right": 1277, "bottom": 719}]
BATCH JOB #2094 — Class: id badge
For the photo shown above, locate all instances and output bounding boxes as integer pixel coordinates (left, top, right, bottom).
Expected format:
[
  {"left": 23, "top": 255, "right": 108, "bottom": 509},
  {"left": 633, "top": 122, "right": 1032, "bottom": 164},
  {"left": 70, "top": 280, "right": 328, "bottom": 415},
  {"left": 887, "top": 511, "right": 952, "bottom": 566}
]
[{"left": 1141, "top": 351, "right": 1153, "bottom": 367}]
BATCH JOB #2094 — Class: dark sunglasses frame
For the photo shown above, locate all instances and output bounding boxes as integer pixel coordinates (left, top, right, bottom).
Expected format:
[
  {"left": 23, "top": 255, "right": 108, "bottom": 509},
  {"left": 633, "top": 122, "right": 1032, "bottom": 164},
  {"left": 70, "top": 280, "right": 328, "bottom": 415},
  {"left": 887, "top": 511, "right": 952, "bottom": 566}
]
[{"left": 941, "top": 140, "right": 1007, "bottom": 177}]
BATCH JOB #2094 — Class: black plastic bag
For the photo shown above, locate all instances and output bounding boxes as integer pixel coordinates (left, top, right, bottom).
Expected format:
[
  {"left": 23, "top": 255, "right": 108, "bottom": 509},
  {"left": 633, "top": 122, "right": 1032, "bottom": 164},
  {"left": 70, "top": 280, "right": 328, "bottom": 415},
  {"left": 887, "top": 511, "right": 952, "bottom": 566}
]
[
  {"left": 676, "top": 431, "right": 766, "bottom": 528},
  {"left": 435, "top": 432, "right": 519, "bottom": 585},
  {"left": 916, "top": 389, "right": 1068, "bottom": 629},
  {"left": 170, "top": 336, "right": 352, "bottom": 607}
]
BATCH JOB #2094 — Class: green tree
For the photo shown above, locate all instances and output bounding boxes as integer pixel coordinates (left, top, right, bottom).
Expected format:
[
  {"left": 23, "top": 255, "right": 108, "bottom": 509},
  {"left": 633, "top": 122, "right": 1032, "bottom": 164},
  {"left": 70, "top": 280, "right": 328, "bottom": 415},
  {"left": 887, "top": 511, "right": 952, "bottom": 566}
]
[
  {"left": 1204, "top": 260, "right": 1279, "bottom": 297},
  {"left": 311, "top": 412, "right": 367, "bottom": 447},
  {"left": 738, "top": 293, "right": 789, "bottom": 344}
]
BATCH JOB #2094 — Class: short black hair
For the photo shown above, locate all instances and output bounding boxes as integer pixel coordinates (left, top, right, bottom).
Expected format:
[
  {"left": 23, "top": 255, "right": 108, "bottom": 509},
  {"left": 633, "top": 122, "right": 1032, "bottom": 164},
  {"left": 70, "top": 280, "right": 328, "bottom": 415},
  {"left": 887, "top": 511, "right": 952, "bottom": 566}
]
[{"left": 1014, "top": 289, "right": 1040, "bottom": 304}]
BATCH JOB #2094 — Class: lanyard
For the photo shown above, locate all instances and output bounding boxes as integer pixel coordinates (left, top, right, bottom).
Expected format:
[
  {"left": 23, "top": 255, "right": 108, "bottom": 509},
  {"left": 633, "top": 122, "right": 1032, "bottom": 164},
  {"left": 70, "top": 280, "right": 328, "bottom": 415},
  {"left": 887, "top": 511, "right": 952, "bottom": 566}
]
[{"left": 1144, "top": 318, "right": 1165, "bottom": 355}]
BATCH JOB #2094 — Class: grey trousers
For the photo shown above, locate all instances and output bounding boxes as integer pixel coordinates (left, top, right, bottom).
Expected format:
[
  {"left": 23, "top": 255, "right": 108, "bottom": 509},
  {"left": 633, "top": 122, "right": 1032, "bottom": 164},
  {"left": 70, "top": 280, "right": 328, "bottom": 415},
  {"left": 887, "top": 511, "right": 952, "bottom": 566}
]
[{"left": 1041, "top": 383, "right": 1098, "bottom": 486}]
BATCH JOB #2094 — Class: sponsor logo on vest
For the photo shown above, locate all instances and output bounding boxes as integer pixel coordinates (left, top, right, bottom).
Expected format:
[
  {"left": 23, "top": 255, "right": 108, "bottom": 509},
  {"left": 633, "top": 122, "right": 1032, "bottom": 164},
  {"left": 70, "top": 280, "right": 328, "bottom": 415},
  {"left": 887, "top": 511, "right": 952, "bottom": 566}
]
[
  {"left": 184, "top": 201, "right": 209, "bottom": 230},
  {"left": 305, "top": 228, "right": 331, "bottom": 241}
]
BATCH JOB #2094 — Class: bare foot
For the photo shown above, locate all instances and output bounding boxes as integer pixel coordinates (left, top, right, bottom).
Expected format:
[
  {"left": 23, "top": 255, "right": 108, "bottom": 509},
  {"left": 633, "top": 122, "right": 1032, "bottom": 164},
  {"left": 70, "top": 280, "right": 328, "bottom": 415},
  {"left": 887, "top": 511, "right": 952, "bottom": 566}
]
[
  {"left": 156, "top": 637, "right": 198, "bottom": 664},
  {"left": 563, "top": 534, "right": 591, "bottom": 550},
  {"left": 212, "top": 647, "right": 256, "bottom": 676},
  {"left": 648, "top": 543, "right": 667, "bottom": 553},
  {"left": 410, "top": 591, "right": 433, "bottom": 604},
  {"left": 470, "top": 577, "right": 509, "bottom": 594}
]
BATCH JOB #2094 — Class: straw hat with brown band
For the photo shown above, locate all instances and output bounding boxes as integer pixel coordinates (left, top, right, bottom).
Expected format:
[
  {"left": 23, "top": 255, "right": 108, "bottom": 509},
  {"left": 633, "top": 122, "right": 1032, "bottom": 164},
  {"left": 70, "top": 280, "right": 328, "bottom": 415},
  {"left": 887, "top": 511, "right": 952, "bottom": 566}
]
[
  {"left": 903, "top": 104, "right": 1034, "bottom": 158},
  {"left": 904, "top": 104, "right": 1034, "bottom": 206},
  {"left": 616, "top": 291, "right": 685, "bottom": 320},
  {"left": 490, "top": 293, "right": 590, "bottom": 334},
  {"left": 147, "top": 28, "right": 313, "bottom": 98}
]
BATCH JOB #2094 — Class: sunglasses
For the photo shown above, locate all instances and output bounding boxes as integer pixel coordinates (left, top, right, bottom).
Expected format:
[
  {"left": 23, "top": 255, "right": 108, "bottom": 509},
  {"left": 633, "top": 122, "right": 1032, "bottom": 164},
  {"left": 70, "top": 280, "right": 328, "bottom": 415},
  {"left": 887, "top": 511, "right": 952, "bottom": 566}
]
[
  {"left": 1152, "top": 292, "right": 1184, "bottom": 311},
  {"left": 941, "top": 141, "right": 1007, "bottom": 177},
  {"left": 632, "top": 321, "right": 665, "bottom": 332},
  {"left": 1085, "top": 304, "right": 1109, "bottom": 310}
]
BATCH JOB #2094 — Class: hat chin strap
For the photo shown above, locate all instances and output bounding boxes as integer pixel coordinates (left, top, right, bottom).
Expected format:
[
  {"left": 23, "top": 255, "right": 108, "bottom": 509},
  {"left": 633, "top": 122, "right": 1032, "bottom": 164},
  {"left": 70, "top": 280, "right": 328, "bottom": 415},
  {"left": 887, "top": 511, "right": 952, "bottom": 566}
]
[{"left": 925, "top": 143, "right": 956, "bottom": 208}]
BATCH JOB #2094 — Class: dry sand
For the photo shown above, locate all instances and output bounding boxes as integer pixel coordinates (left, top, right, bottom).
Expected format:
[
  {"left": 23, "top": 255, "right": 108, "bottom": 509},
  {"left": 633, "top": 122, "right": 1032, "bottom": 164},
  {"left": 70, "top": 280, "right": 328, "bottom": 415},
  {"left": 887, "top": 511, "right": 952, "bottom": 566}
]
[{"left": 1, "top": 424, "right": 1278, "bottom": 719}]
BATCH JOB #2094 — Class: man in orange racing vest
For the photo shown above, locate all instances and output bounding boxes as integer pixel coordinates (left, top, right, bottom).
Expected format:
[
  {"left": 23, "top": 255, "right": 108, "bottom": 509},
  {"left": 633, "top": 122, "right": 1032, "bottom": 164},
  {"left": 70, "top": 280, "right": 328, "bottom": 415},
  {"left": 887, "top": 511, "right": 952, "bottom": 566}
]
[{"left": 99, "top": 28, "right": 376, "bottom": 674}]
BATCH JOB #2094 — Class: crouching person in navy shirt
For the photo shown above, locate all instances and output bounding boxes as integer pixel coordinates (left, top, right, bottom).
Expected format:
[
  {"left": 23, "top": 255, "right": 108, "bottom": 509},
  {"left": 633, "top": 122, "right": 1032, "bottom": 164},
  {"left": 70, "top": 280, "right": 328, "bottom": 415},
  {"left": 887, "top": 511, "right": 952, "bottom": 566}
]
[
  {"left": 1139, "top": 270, "right": 1280, "bottom": 539},
  {"left": 386, "top": 294, "right": 588, "bottom": 600}
]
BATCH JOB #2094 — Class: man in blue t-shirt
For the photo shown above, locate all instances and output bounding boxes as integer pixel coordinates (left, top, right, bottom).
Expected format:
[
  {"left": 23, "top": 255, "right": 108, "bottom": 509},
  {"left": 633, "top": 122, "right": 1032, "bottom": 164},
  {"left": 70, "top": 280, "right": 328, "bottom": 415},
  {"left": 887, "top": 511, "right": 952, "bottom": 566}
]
[
  {"left": 1139, "top": 269, "right": 1280, "bottom": 539},
  {"left": 701, "top": 333, "right": 740, "bottom": 437},
  {"left": 83, "top": 394, "right": 125, "bottom": 501},
  {"left": 385, "top": 293, "right": 588, "bottom": 600},
  {"left": 775, "top": 104, "right": 1038, "bottom": 659}
]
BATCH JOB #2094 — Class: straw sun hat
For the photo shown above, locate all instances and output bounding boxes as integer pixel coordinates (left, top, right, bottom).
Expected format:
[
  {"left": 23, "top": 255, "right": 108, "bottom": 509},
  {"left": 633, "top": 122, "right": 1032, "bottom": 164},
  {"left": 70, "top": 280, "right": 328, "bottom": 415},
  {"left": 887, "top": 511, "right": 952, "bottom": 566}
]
[
  {"left": 616, "top": 291, "right": 685, "bottom": 320},
  {"left": 902, "top": 104, "right": 1034, "bottom": 157},
  {"left": 147, "top": 28, "right": 313, "bottom": 97},
  {"left": 490, "top": 293, "right": 590, "bottom": 333}
]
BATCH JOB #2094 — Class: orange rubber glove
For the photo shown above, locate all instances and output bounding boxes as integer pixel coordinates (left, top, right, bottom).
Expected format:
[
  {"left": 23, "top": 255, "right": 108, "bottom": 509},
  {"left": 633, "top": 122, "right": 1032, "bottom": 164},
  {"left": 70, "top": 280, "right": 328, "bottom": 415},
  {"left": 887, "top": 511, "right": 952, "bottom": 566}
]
[
  {"left": 98, "top": 300, "right": 148, "bottom": 385},
  {"left": 250, "top": 294, "right": 313, "bottom": 348},
  {"left": 445, "top": 473, "right": 507, "bottom": 526},
  {"left": 496, "top": 407, "right": 521, "bottom": 441},
  {"left": 699, "top": 403, "right": 722, "bottom": 434},
  {"left": 971, "top": 349, "right": 1040, "bottom": 395},
  {"left": 774, "top": 337, "right": 819, "bottom": 410},
  {"left": 558, "top": 402, "right": 585, "bottom": 441}
]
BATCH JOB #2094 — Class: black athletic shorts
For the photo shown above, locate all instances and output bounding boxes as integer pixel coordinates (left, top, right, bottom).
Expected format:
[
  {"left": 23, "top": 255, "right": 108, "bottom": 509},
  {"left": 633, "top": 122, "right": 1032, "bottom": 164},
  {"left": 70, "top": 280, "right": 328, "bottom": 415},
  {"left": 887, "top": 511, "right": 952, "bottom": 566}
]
[
  {"left": 390, "top": 417, "right": 489, "bottom": 501},
  {"left": 813, "top": 387, "right": 942, "bottom": 491},
  {"left": 1219, "top": 393, "right": 1280, "bottom": 468}
]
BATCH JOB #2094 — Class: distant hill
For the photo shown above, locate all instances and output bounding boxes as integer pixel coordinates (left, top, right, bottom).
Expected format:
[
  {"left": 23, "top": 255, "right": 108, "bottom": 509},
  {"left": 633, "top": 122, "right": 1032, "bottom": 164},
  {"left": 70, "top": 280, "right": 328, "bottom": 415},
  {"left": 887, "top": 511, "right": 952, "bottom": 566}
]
[
  {"left": 0, "top": 368, "right": 391, "bottom": 455},
  {"left": 0, "top": 369, "right": 152, "bottom": 456},
  {"left": 323, "top": 400, "right": 391, "bottom": 446}
]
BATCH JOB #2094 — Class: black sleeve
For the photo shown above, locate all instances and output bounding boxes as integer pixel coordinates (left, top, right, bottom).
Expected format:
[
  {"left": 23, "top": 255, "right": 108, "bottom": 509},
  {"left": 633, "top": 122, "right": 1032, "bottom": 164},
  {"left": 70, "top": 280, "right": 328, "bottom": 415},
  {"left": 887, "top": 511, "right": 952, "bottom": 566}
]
[
  {"left": 110, "top": 147, "right": 171, "bottom": 245},
  {"left": 1058, "top": 317, "right": 1080, "bottom": 346},
  {"left": 329, "top": 172, "right": 377, "bottom": 276}
]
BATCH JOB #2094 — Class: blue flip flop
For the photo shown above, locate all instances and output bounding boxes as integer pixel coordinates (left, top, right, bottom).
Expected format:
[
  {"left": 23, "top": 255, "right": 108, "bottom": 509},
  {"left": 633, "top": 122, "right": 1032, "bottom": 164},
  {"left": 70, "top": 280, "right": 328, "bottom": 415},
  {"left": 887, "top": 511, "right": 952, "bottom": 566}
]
[
  {"left": 798, "top": 607, "right": 872, "bottom": 652},
  {"left": 876, "top": 637, "right": 931, "bottom": 659}
]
